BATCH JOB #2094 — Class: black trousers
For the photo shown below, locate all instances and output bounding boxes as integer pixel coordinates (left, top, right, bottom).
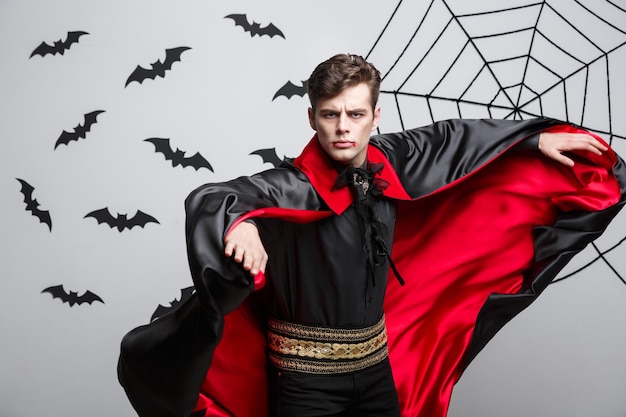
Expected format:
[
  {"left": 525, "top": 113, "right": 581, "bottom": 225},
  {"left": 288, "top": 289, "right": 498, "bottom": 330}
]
[{"left": 268, "top": 358, "right": 401, "bottom": 417}]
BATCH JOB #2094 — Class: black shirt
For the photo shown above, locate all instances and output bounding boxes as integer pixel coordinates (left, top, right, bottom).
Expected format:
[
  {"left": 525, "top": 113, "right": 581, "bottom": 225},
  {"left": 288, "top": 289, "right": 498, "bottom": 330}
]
[{"left": 259, "top": 172, "right": 397, "bottom": 329}]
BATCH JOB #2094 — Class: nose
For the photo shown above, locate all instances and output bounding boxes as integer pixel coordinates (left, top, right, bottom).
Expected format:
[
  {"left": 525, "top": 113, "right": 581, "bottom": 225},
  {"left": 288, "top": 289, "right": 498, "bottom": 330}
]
[{"left": 336, "top": 113, "right": 349, "bottom": 134}]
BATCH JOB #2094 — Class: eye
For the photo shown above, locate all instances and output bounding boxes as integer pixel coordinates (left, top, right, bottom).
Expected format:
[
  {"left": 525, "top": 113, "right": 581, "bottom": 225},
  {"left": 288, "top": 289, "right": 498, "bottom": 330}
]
[{"left": 323, "top": 112, "right": 337, "bottom": 118}]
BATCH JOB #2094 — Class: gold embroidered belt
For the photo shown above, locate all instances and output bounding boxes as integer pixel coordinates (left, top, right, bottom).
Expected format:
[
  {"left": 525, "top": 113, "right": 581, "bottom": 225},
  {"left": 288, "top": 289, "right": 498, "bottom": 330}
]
[{"left": 267, "top": 315, "right": 388, "bottom": 374}]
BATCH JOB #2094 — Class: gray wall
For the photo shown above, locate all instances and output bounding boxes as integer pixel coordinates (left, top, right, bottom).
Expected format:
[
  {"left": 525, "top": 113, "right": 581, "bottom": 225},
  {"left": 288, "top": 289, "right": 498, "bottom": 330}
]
[{"left": 1, "top": 0, "right": 625, "bottom": 416}]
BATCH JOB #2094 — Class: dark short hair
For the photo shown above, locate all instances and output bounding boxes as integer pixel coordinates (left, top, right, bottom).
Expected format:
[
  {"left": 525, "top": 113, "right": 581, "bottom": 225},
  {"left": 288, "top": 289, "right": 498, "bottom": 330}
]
[{"left": 307, "top": 54, "right": 381, "bottom": 111}]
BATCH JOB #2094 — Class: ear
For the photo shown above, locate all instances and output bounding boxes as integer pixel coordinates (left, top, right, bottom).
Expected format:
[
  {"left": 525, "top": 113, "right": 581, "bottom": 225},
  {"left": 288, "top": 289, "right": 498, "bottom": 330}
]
[
  {"left": 371, "top": 106, "right": 381, "bottom": 131},
  {"left": 308, "top": 107, "right": 317, "bottom": 131}
]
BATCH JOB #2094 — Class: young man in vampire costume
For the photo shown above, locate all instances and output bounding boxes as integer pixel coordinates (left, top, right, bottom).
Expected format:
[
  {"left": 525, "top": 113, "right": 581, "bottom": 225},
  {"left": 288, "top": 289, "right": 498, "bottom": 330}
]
[{"left": 118, "top": 54, "right": 626, "bottom": 417}]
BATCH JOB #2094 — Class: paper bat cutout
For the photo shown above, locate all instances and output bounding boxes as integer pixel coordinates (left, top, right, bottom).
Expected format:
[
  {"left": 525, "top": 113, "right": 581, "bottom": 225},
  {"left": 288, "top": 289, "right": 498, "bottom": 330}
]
[
  {"left": 16, "top": 178, "right": 52, "bottom": 231},
  {"left": 125, "top": 47, "right": 191, "bottom": 87},
  {"left": 42, "top": 285, "right": 104, "bottom": 307},
  {"left": 273, "top": 80, "right": 308, "bottom": 101},
  {"left": 30, "top": 31, "right": 89, "bottom": 58},
  {"left": 144, "top": 138, "right": 213, "bottom": 171},
  {"left": 84, "top": 208, "right": 159, "bottom": 232},
  {"left": 151, "top": 286, "right": 195, "bottom": 322},
  {"left": 225, "top": 14, "right": 285, "bottom": 39},
  {"left": 55, "top": 110, "right": 105, "bottom": 149},
  {"left": 250, "top": 148, "right": 284, "bottom": 168}
]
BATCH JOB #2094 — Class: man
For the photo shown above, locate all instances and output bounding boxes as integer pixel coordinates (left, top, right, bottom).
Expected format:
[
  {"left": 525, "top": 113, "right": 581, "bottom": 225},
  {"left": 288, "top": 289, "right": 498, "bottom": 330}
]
[{"left": 118, "top": 54, "right": 625, "bottom": 417}]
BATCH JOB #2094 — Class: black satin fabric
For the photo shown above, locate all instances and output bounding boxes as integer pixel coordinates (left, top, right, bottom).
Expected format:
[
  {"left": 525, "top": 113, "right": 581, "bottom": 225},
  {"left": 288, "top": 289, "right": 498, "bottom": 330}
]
[
  {"left": 117, "top": 117, "right": 626, "bottom": 417},
  {"left": 372, "top": 118, "right": 557, "bottom": 197},
  {"left": 118, "top": 167, "right": 325, "bottom": 417}
]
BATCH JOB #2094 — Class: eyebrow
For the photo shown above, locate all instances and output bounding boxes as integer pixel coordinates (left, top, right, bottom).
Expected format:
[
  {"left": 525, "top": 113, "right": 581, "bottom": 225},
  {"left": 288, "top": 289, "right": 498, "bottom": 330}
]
[{"left": 318, "top": 107, "right": 369, "bottom": 113}]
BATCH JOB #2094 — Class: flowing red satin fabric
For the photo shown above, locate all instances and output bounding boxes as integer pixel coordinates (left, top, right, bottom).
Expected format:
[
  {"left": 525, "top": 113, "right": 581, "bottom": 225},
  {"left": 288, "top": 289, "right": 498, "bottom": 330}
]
[
  {"left": 385, "top": 144, "right": 619, "bottom": 416},
  {"left": 195, "top": 125, "right": 620, "bottom": 417},
  {"left": 196, "top": 305, "right": 269, "bottom": 416}
]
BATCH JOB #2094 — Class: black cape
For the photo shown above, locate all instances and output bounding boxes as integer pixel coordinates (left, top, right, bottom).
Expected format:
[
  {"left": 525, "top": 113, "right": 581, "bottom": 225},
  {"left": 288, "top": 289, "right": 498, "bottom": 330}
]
[{"left": 118, "top": 118, "right": 625, "bottom": 417}]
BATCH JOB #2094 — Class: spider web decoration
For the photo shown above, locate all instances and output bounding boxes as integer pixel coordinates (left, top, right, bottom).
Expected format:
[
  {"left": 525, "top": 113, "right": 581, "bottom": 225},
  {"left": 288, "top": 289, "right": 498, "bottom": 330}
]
[
  {"left": 366, "top": 0, "right": 626, "bottom": 136},
  {"left": 365, "top": 0, "right": 626, "bottom": 286}
]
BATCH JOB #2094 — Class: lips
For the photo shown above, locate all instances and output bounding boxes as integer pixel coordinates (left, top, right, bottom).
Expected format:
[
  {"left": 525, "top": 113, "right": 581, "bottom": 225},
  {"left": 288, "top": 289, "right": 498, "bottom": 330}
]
[{"left": 333, "top": 141, "right": 355, "bottom": 149}]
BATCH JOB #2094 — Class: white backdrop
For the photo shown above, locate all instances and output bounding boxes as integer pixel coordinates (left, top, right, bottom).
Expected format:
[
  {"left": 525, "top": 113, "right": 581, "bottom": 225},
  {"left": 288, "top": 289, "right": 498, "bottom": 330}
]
[{"left": 1, "top": 1, "right": 625, "bottom": 416}]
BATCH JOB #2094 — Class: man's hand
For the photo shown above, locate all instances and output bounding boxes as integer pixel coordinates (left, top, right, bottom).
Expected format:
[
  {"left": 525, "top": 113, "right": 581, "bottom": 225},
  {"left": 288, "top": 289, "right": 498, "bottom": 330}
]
[
  {"left": 538, "top": 131, "right": 608, "bottom": 167},
  {"left": 224, "top": 221, "right": 268, "bottom": 276}
]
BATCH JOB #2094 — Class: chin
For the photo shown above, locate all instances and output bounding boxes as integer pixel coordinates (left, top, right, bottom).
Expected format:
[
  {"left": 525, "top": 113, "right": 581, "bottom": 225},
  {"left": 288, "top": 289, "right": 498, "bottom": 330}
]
[{"left": 329, "top": 153, "right": 355, "bottom": 164}]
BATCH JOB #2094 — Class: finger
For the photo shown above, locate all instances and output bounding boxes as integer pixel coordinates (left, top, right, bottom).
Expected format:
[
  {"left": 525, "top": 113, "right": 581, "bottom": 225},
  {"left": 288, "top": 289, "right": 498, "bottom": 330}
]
[
  {"left": 589, "top": 139, "right": 608, "bottom": 153},
  {"left": 258, "top": 253, "right": 268, "bottom": 275},
  {"left": 552, "top": 151, "right": 575, "bottom": 167},
  {"left": 569, "top": 135, "right": 607, "bottom": 154},
  {"left": 250, "top": 251, "right": 268, "bottom": 276},
  {"left": 233, "top": 246, "right": 245, "bottom": 263},
  {"left": 243, "top": 252, "right": 256, "bottom": 272},
  {"left": 569, "top": 138, "right": 605, "bottom": 154},
  {"left": 249, "top": 258, "right": 259, "bottom": 275},
  {"left": 224, "top": 240, "right": 235, "bottom": 257}
]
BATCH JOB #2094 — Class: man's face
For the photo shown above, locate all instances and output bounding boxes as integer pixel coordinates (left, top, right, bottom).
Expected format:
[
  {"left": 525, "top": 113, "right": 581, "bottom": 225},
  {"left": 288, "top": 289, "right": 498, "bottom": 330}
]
[{"left": 308, "top": 82, "right": 381, "bottom": 167}]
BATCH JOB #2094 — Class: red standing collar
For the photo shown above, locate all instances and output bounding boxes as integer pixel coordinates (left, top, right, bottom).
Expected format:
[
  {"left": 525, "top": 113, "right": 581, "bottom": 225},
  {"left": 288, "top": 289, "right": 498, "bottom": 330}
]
[{"left": 293, "top": 135, "right": 411, "bottom": 215}]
